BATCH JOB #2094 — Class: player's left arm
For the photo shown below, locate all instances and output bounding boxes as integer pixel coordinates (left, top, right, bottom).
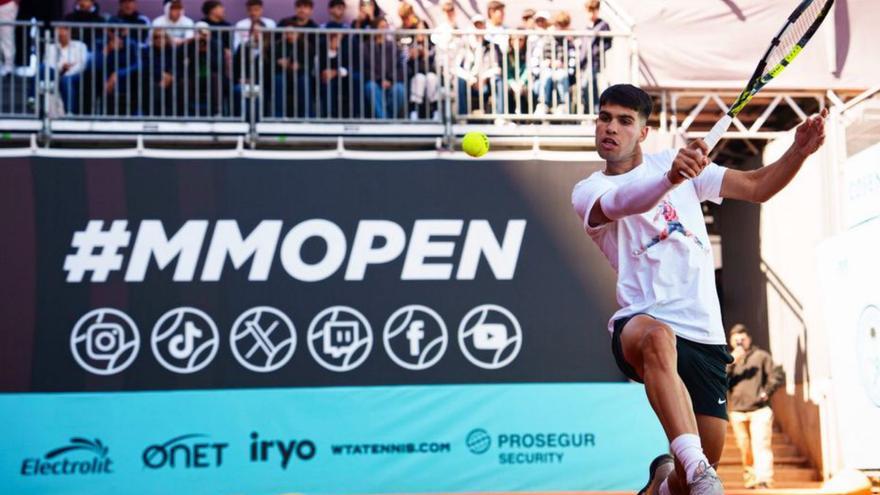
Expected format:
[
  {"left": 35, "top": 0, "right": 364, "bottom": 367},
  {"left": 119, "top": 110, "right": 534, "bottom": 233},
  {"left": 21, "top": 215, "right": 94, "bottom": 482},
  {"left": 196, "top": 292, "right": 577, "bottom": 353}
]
[{"left": 720, "top": 108, "right": 828, "bottom": 203}]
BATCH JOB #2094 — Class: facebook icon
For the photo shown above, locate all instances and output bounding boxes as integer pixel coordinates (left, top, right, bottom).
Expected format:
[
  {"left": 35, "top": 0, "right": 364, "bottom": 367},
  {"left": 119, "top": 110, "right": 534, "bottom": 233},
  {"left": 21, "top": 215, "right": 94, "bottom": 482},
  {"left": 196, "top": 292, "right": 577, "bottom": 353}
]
[{"left": 383, "top": 305, "right": 448, "bottom": 371}]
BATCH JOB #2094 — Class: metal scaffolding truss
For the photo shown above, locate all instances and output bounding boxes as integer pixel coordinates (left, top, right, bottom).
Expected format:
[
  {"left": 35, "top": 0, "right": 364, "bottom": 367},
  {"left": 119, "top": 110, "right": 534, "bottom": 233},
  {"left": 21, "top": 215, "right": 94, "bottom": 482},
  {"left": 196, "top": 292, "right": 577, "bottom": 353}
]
[{"left": 655, "top": 88, "right": 865, "bottom": 156}]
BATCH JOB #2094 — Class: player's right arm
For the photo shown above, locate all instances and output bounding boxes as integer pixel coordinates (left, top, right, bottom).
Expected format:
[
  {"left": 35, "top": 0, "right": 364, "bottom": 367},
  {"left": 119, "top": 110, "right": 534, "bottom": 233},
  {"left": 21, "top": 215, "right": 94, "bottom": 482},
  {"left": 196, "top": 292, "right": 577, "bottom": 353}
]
[{"left": 572, "top": 143, "right": 708, "bottom": 229}]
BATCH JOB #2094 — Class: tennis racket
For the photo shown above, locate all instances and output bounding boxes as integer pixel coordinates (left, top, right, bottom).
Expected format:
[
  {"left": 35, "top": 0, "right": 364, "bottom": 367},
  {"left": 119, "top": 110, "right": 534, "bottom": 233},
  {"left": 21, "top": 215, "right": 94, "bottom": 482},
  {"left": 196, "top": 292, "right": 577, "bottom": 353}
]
[{"left": 701, "top": 0, "right": 835, "bottom": 152}]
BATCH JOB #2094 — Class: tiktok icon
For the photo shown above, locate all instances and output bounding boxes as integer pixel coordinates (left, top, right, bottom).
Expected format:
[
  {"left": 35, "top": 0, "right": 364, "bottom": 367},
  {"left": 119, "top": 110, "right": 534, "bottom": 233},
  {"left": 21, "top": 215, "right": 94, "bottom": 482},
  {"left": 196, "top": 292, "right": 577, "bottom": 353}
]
[{"left": 150, "top": 307, "right": 219, "bottom": 374}]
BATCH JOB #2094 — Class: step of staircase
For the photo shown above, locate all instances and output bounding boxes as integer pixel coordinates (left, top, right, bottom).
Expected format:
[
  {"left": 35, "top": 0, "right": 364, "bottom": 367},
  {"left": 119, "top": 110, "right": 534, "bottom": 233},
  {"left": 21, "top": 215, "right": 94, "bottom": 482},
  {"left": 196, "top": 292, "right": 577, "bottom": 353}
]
[{"left": 718, "top": 422, "right": 820, "bottom": 489}]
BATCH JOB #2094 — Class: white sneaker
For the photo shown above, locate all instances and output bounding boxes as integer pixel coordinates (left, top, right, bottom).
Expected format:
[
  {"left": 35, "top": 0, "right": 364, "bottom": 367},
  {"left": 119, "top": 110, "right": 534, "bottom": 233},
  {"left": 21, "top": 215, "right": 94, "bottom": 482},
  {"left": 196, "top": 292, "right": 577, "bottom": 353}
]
[
  {"left": 638, "top": 454, "right": 675, "bottom": 495},
  {"left": 534, "top": 103, "right": 549, "bottom": 116},
  {"left": 409, "top": 110, "right": 419, "bottom": 121},
  {"left": 688, "top": 461, "right": 723, "bottom": 495}
]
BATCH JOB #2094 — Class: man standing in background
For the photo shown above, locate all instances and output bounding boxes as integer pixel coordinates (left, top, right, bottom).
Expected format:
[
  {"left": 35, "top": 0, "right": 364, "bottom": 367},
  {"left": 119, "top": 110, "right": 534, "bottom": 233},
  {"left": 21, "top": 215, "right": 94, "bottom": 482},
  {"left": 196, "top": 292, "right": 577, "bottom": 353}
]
[
  {"left": 0, "top": 0, "right": 18, "bottom": 75},
  {"left": 728, "top": 324, "right": 783, "bottom": 489}
]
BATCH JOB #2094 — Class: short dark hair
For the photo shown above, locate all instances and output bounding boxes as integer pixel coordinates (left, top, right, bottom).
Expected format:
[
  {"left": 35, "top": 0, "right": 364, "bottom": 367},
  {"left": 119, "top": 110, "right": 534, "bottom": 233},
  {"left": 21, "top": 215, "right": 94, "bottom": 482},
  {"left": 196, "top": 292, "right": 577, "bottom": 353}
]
[
  {"left": 201, "top": 0, "right": 221, "bottom": 16},
  {"left": 245, "top": 0, "right": 263, "bottom": 7},
  {"left": 295, "top": 0, "right": 314, "bottom": 7},
  {"left": 730, "top": 323, "right": 750, "bottom": 337},
  {"left": 599, "top": 84, "right": 652, "bottom": 121},
  {"left": 329, "top": 0, "right": 346, "bottom": 7}
]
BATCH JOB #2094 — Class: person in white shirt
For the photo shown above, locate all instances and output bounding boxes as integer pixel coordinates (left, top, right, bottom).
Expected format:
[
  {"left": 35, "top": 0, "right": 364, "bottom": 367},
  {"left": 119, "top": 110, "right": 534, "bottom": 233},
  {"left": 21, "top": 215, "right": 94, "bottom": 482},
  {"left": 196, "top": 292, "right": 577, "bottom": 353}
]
[
  {"left": 152, "top": 0, "right": 194, "bottom": 45},
  {"left": 45, "top": 26, "right": 89, "bottom": 114},
  {"left": 570, "top": 84, "right": 827, "bottom": 495},
  {"left": 234, "top": 0, "right": 276, "bottom": 50}
]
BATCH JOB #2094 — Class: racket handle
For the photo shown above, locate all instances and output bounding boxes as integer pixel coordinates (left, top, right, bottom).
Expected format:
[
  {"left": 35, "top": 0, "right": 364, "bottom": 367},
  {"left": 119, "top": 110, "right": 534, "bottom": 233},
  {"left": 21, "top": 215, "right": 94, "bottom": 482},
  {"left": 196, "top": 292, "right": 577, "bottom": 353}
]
[{"left": 703, "top": 114, "right": 733, "bottom": 152}]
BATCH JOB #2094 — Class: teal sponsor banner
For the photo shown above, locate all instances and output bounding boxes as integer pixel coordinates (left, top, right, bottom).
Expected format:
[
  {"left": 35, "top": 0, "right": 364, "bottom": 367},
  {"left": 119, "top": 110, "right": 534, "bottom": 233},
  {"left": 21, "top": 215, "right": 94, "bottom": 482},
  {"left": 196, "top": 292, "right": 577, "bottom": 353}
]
[{"left": 1, "top": 383, "right": 665, "bottom": 494}]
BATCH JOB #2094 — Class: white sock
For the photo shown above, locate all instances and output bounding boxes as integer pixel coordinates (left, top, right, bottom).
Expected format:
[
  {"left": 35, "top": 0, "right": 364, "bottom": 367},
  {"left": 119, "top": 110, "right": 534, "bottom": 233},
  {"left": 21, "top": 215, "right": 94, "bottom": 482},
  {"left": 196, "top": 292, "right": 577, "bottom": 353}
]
[
  {"left": 658, "top": 479, "right": 671, "bottom": 495},
  {"left": 670, "top": 433, "right": 708, "bottom": 484}
]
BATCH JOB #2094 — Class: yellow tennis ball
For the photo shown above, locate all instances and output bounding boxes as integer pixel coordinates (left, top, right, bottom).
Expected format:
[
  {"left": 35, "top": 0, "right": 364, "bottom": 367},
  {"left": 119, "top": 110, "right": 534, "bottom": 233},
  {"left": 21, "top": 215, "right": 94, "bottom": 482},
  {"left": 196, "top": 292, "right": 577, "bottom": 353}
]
[{"left": 462, "top": 132, "right": 489, "bottom": 158}]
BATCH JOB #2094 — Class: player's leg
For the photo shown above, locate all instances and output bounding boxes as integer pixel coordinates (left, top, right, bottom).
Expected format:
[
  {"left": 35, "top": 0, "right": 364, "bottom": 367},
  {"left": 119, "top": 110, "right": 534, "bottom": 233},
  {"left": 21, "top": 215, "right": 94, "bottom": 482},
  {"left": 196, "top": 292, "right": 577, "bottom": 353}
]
[
  {"left": 617, "top": 315, "right": 699, "bottom": 440},
  {"left": 615, "top": 315, "right": 718, "bottom": 494},
  {"left": 662, "top": 416, "right": 726, "bottom": 495}
]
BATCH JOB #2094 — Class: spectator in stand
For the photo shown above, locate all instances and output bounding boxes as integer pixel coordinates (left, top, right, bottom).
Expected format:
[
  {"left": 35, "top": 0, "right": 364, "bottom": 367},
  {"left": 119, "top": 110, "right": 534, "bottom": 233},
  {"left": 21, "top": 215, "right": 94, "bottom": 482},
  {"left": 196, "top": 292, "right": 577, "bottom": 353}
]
[
  {"left": 136, "top": 28, "right": 179, "bottom": 116},
  {"left": 233, "top": 20, "right": 264, "bottom": 116},
  {"left": 201, "top": 0, "right": 233, "bottom": 54},
  {"left": 280, "top": 0, "right": 318, "bottom": 28},
  {"left": 316, "top": 28, "right": 351, "bottom": 118},
  {"left": 428, "top": 0, "right": 458, "bottom": 117},
  {"left": 0, "top": 0, "right": 18, "bottom": 75},
  {"left": 363, "top": 17, "right": 404, "bottom": 119},
  {"left": 544, "top": 10, "right": 576, "bottom": 114},
  {"left": 153, "top": 0, "right": 194, "bottom": 45},
  {"left": 406, "top": 30, "right": 438, "bottom": 120},
  {"left": 583, "top": 0, "right": 611, "bottom": 111},
  {"left": 279, "top": 0, "right": 318, "bottom": 113},
  {"left": 234, "top": 0, "right": 275, "bottom": 50},
  {"left": 318, "top": 0, "right": 354, "bottom": 118},
  {"left": 63, "top": 0, "right": 106, "bottom": 49},
  {"left": 520, "top": 8, "right": 536, "bottom": 29},
  {"left": 93, "top": 25, "right": 141, "bottom": 115},
  {"left": 350, "top": 0, "right": 382, "bottom": 29},
  {"left": 452, "top": 14, "right": 495, "bottom": 117},
  {"left": 270, "top": 17, "right": 313, "bottom": 117},
  {"left": 109, "top": 0, "right": 150, "bottom": 44},
  {"left": 528, "top": 9, "right": 554, "bottom": 115},
  {"left": 505, "top": 30, "right": 529, "bottom": 115},
  {"left": 45, "top": 26, "right": 88, "bottom": 114},
  {"left": 182, "top": 21, "right": 231, "bottom": 116},
  {"left": 323, "top": 0, "right": 347, "bottom": 28},
  {"left": 484, "top": 0, "right": 507, "bottom": 118}
]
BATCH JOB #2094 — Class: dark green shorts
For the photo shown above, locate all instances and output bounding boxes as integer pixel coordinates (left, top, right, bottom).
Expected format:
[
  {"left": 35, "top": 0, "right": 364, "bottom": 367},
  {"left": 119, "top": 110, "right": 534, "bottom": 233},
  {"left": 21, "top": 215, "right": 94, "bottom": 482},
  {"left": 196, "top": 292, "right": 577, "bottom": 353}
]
[{"left": 612, "top": 314, "right": 734, "bottom": 421}]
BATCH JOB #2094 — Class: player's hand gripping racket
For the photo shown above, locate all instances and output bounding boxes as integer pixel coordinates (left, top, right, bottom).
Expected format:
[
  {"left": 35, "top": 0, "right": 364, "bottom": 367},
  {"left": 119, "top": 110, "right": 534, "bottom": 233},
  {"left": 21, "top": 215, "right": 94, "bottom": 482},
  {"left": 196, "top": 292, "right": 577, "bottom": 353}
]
[{"left": 700, "top": 0, "right": 835, "bottom": 154}]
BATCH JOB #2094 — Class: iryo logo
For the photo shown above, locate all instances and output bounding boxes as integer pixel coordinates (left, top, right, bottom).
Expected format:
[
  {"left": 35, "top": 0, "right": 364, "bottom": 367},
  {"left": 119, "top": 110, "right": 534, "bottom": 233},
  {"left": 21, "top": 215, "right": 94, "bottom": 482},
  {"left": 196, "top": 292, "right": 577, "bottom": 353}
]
[
  {"left": 20, "top": 438, "right": 114, "bottom": 476},
  {"left": 142, "top": 434, "right": 229, "bottom": 469},
  {"left": 249, "top": 432, "right": 316, "bottom": 469}
]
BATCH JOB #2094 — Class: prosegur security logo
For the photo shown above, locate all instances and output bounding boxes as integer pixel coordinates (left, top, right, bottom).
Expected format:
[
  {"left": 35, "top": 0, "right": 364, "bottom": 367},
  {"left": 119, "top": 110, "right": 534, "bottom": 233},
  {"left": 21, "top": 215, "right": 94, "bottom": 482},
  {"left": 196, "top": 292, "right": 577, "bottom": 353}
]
[
  {"left": 466, "top": 429, "right": 595, "bottom": 465},
  {"left": 21, "top": 438, "right": 113, "bottom": 476},
  {"left": 63, "top": 219, "right": 526, "bottom": 283}
]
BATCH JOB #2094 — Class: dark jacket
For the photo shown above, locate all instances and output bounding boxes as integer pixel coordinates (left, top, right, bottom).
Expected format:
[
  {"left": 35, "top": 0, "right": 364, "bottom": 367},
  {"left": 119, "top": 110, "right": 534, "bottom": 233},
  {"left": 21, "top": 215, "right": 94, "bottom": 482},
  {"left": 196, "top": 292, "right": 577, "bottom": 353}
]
[
  {"left": 728, "top": 346, "right": 783, "bottom": 412},
  {"left": 362, "top": 37, "right": 401, "bottom": 82},
  {"left": 63, "top": 2, "right": 106, "bottom": 48}
]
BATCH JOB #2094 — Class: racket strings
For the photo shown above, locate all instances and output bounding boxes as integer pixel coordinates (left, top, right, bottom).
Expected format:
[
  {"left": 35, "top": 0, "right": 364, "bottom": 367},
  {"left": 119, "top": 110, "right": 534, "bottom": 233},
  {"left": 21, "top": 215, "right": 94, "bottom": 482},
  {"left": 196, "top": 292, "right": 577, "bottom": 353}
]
[{"left": 762, "top": 0, "right": 829, "bottom": 78}]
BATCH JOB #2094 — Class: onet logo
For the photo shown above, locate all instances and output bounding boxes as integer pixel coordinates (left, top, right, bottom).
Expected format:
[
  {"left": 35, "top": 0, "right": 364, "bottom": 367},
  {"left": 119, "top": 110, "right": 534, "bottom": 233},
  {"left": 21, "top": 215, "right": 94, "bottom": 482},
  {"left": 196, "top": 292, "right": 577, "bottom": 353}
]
[
  {"left": 466, "top": 429, "right": 492, "bottom": 455},
  {"left": 20, "top": 438, "right": 114, "bottom": 476},
  {"left": 143, "top": 434, "right": 229, "bottom": 469}
]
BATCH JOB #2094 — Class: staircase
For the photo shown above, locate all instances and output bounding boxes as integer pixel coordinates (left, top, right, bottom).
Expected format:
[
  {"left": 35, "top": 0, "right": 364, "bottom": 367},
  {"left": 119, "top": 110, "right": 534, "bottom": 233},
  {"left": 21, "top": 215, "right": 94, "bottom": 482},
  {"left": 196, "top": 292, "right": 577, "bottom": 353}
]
[{"left": 719, "top": 423, "right": 821, "bottom": 490}]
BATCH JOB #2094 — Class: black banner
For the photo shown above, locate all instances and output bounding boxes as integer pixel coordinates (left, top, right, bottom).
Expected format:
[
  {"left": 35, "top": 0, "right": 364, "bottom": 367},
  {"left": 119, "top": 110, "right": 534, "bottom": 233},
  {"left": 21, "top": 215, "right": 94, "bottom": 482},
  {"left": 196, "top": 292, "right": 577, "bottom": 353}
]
[{"left": 0, "top": 157, "right": 623, "bottom": 392}]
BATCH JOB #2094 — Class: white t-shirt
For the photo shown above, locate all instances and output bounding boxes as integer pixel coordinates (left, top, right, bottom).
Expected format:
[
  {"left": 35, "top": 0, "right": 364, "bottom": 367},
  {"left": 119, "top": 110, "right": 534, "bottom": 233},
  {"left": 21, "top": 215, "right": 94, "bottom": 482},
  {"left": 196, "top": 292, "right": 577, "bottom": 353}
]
[
  {"left": 153, "top": 14, "right": 195, "bottom": 42},
  {"left": 571, "top": 149, "right": 728, "bottom": 344}
]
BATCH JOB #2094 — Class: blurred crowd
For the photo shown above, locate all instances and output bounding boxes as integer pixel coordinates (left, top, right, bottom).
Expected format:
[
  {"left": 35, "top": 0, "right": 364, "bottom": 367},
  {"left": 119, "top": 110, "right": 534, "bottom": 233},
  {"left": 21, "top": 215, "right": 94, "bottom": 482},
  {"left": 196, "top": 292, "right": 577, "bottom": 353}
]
[{"left": 3, "top": 0, "right": 616, "bottom": 120}]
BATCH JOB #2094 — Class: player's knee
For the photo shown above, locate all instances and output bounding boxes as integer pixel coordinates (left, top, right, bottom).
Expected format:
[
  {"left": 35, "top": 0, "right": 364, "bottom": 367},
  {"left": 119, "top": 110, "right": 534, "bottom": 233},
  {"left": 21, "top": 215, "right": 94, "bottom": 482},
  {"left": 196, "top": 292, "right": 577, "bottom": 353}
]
[{"left": 641, "top": 324, "right": 676, "bottom": 363}]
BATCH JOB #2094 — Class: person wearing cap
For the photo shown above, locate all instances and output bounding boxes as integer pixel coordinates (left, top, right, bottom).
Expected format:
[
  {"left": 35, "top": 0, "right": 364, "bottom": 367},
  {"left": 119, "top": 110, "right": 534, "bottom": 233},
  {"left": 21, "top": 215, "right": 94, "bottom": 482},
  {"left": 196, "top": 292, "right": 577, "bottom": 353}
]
[
  {"left": 153, "top": 0, "right": 195, "bottom": 45},
  {"left": 521, "top": 8, "right": 535, "bottom": 29},
  {"left": 181, "top": 18, "right": 231, "bottom": 115},
  {"left": 235, "top": 0, "right": 276, "bottom": 50}
]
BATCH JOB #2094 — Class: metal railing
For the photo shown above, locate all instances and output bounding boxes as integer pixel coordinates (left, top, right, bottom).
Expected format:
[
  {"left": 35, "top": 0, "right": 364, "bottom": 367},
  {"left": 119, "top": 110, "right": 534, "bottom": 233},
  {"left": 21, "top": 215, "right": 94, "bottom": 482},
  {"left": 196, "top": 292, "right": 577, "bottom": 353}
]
[{"left": 0, "top": 21, "right": 635, "bottom": 141}]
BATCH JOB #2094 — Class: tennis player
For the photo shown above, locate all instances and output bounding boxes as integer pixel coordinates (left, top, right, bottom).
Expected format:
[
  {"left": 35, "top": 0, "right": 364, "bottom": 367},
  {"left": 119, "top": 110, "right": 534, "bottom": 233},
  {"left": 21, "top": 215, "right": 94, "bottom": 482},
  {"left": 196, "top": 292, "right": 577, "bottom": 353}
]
[{"left": 571, "top": 84, "right": 826, "bottom": 495}]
